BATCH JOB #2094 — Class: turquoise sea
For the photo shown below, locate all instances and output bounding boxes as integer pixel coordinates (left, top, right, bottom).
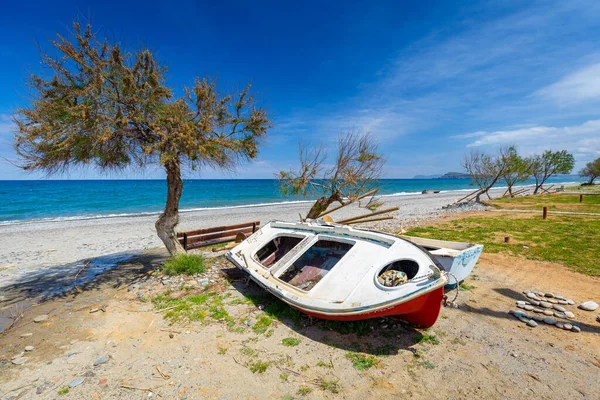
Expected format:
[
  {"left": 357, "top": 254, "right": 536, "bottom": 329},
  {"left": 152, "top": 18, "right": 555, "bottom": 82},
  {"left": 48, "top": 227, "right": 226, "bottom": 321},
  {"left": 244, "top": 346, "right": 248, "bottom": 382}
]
[{"left": 0, "top": 177, "right": 583, "bottom": 224}]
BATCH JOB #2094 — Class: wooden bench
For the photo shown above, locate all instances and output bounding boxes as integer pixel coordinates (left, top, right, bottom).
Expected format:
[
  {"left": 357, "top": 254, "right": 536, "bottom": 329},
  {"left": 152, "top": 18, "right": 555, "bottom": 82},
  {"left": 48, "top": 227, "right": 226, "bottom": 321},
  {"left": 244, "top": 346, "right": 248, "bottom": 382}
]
[{"left": 177, "top": 221, "right": 260, "bottom": 251}]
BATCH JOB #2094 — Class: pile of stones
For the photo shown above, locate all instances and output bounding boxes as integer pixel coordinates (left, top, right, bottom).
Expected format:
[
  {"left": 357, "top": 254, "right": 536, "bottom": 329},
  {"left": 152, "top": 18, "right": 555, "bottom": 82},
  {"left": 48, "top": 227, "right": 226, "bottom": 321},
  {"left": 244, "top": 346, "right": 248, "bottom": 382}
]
[{"left": 509, "top": 290, "right": 580, "bottom": 332}]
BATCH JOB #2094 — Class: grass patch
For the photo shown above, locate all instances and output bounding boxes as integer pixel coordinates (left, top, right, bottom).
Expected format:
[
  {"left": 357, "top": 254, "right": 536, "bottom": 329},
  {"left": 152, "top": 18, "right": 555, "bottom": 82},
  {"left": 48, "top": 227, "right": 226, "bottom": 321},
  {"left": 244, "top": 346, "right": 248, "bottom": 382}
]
[
  {"left": 281, "top": 337, "right": 300, "bottom": 347},
  {"left": 459, "top": 283, "right": 475, "bottom": 291},
  {"left": 424, "top": 360, "right": 435, "bottom": 369},
  {"left": 162, "top": 253, "right": 206, "bottom": 276},
  {"left": 408, "top": 212, "right": 600, "bottom": 276},
  {"left": 58, "top": 387, "right": 69, "bottom": 396},
  {"left": 319, "top": 378, "right": 340, "bottom": 393},
  {"left": 345, "top": 352, "right": 378, "bottom": 370},
  {"left": 153, "top": 291, "right": 231, "bottom": 324},
  {"left": 282, "top": 394, "right": 294, "bottom": 400},
  {"left": 316, "top": 360, "right": 333, "bottom": 368},
  {"left": 252, "top": 316, "right": 273, "bottom": 334},
  {"left": 296, "top": 387, "right": 313, "bottom": 396},
  {"left": 240, "top": 346, "right": 257, "bottom": 357},
  {"left": 320, "top": 320, "right": 372, "bottom": 336},
  {"left": 244, "top": 294, "right": 302, "bottom": 324},
  {"left": 414, "top": 333, "right": 440, "bottom": 345},
  {"left": 249, "top": 360, "right": 270, "bottom": 373},
  {"left": 491, "top": 193, "right": 600, "bottom": 214},
  {"left": 280, "top": 372, "right": 289, "bottom": 381}
]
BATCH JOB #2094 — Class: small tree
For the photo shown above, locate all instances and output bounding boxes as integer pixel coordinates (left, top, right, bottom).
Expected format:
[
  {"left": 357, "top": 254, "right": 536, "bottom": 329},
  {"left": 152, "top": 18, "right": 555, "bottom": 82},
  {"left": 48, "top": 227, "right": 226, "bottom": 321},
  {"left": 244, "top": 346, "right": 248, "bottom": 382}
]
[
  {"left": 278, "top": 130, "right": 385, "bottom": 219},
  {"left": 501, "top": 146, "right": 530, "bottom": 197},
  {"left": 528, "top": 150, "right": 575, "bottom": 194},
  {"left": 13, "top": 22, "right": 271, "bottom": 254},
  {"left": 462, "top": 147, "right": 510, "bottom": 202},
  {"left": 579, "top": 157, "right": 600, "bottom": 185}
]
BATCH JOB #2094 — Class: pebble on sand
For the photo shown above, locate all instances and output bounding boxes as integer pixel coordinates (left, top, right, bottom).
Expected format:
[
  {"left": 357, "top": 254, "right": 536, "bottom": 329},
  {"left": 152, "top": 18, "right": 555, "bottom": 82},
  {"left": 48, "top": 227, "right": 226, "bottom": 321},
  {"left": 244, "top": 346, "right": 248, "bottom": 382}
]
[
  {"left": 545, "top": 293, "right": 555, "bottom": 298},
  {"left": 556, "top": 322, "right": 564, "bottom": 329},
  {"left": 93, "top": 355, "right": 110, "bottom": 366},
  {"left": 564, "top": 311, "right": 575, "bottom": 319},
  {"left": 11, "top": 357, "right": 28, "bottom": 365},
  {"left": 543, "top": 317, "right": 557, "bottom": 325},
  {"left": 553, "top": 305, "right": 566, "bottom": 312},
  {"left": 566, "top": 299, "right": 575, "bottom": 305},
  {"left": 543, "top": 310, "right": 554, "bottom": 316},
  {"left": 20, "top": 333, "right": 32, "bottom": 338},
  {"left": 69, "top": 377, "right": 84, "bottom": 388},
  {"left": 578, "top": 301, "right": 599, "bottom": 311},
  {"left": 526, "top": 292, "right": 538, "bottom": 300},
  {"left": 563, "top": 323, "right": 573, "bottom": 330},
  {"left": 540, "top": 301, "right": 552, "bottom": 309},
  {"left": 527, "top": 320, "right": 538, "bottom": 327},
  {"left": 524, "top": 305, "right": 534, "bottom": 311},
  {"left": 24, "top": 346, "right": 34, "bottom": 351},
  {"left": 571, "top": 326, "right": 581, "bottom": 333},
  {"left": 33, "top": 315, "right": 49, "bottom": 323}
]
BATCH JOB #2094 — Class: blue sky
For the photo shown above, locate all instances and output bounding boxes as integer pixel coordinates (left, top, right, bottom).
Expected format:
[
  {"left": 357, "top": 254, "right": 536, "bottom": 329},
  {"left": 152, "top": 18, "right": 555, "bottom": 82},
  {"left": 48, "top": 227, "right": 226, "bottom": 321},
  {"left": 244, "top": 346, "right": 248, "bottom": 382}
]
[{"left": 1, "top": 0, "right": 600, "bottom": 179}]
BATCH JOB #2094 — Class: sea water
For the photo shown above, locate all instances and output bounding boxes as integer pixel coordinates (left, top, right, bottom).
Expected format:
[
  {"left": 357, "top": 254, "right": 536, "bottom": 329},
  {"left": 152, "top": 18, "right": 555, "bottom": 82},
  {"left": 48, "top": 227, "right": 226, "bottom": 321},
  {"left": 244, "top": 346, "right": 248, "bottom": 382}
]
[{"left": 0, "top": 177, "right": 582, "bottom": 224}]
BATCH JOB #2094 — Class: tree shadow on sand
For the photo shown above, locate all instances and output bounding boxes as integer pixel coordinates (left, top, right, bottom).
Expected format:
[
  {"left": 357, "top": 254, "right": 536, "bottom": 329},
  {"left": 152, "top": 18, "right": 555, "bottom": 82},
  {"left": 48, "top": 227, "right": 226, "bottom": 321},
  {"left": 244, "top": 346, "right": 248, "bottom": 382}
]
[{"left": 222, "top": 267, "right": 427, "bottom": 356}]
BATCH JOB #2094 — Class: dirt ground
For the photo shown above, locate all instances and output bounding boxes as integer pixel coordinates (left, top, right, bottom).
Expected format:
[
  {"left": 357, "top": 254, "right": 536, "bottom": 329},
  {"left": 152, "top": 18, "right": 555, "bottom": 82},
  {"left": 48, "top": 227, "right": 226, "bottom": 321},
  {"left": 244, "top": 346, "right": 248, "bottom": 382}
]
[{"left": 1, "top": 245, "right": 600, "bottom": 399}]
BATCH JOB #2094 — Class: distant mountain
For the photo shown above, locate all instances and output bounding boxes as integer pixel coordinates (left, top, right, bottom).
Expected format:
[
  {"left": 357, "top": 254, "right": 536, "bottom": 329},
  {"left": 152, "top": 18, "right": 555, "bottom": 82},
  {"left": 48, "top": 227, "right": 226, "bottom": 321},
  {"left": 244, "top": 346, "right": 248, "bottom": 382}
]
[
  {"left": 412, "top": 174, "right": 443, "bottom": 179},
  {"left": 436, "top": 172, "right": 471, "bottom": 179},
  {"left": 413, "top": 172, "right": 471, "bottom": 179}
]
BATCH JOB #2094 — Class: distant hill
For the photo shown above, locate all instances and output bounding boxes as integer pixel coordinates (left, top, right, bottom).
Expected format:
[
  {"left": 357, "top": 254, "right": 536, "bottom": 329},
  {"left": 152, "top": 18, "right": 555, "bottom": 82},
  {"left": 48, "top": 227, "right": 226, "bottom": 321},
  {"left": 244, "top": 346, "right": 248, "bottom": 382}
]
[
  {"left": 436, "top": 172, "right": 471, "bottom": 179},
  {"left": 413, "top": 172, "right": 471, "bottom": 179}
]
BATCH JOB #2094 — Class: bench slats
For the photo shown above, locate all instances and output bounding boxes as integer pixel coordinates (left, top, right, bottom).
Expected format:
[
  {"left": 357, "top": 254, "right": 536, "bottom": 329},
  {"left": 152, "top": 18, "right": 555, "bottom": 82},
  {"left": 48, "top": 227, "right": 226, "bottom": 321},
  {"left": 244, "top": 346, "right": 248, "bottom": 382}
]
[{"left": 176, "top": 221, "right": 260, "bottom": 238}]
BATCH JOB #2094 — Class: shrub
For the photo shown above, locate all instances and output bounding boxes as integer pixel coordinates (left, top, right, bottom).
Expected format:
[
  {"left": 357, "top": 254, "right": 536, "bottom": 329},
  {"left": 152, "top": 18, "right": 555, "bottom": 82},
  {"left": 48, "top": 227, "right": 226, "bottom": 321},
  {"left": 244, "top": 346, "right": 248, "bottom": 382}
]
[{"left": 162, "top": 253, "right": 206, "bottom": 275}]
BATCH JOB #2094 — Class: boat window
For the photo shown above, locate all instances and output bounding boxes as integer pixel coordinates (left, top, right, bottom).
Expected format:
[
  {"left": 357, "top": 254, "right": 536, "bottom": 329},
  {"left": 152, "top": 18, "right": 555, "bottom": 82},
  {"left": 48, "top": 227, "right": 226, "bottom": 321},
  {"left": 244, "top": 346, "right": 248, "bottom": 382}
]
[
  {"left": 377, "top": 260, "right": 420, "bottom": 287},
  {"left": 279, "top": 240, "right": 354, "bottom": 291},
  {"left": 255, "top": 236, "right": 304, "bottom": 268}
]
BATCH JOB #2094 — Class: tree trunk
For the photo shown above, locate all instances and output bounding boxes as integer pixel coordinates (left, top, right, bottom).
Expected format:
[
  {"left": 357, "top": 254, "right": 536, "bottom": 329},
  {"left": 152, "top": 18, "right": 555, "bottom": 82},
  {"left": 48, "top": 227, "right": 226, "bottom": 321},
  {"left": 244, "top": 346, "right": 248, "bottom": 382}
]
[
  {"left": 156, "top": 159, "right": 185, "bottom": 255},
  {"left": 306, "top": 195, "right": 339, "bottom": 219}
]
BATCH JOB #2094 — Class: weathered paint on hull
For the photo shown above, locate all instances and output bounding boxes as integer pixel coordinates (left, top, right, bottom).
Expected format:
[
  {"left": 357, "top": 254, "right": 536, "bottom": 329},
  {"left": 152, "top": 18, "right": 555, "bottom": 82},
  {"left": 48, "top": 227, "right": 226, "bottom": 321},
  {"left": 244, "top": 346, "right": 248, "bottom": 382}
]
[{"left": 292, "top": 286, "right": 445, "bottom": 328}]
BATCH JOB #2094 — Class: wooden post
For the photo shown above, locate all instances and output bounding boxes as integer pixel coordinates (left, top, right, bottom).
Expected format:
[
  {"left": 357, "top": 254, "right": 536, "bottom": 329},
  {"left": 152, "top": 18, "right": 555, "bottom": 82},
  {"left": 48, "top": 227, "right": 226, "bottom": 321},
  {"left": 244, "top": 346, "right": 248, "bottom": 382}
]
[
  {"left": 542, "top": 207, "right": 548, "bottom": 220},
  {"left": 504, "top": 236, "right": 510, "bottom": 243},
  {"left": 183, "top": 233, "right": 188, "bottom": 251},
  {"left": 580, "top": 194, "right": 583, "bottom": 203}
]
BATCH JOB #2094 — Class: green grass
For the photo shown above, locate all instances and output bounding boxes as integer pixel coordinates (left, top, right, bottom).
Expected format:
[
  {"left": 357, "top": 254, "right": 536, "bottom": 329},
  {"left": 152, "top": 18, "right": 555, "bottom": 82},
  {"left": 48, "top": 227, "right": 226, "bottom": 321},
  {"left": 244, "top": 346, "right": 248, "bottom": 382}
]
[
  {"left": 244, "top": 294, "right": 302, "bottom": 324},
  {"left": 162, "top": 253, "right": 206, "bottom": 276},
  {"left": 252, "top": 316, "right": 273, "bottom": 334},
  {"left": 345, "top": 352, "right": 378, "bottom": 370},
  {"left": 58, "top": 387, "right": 69, "bottom": 396},
  {"left": 152, "top": 291, "right": 232, "bottom": 324},
  {"left": 319, "top": 378, "right": 340, "bottom": 393},
  {"left": 281, "top": 394, "right": 294, "bottom": 400},
  {"left": 320, "top": 319, "right": 372, "bottom": 336},
  {"left": 459, "top": 283, "right": 475, "bottom": 291},
  {"left": 281, "top": 337, "right": 301, "bottom": 347},
  {"left": 316, "top": 360, "right": 333, "bottom": 368},
  {"left": 491, "top": 193, "right": 600, "bottom": 214},
  {"left": 240, "top": 347, "right": 257, "bottom": 357},
  {"left": 280, "top": 372, "right": 290, "bottom": 381},
  {"left": 424, "top": 361, "right": 435, "bottom": 369},
  {"left": 408, "top": 213, "right": 600, "bottom": 276},
  {"left": 249, "top": 360, "right": 270, "bottom": 373},
  {"left": 296, "top": 387, "right": 313, "bottom": 396},
  {"left": 414, "top": 333, "right": 440, "bottom": 345}
]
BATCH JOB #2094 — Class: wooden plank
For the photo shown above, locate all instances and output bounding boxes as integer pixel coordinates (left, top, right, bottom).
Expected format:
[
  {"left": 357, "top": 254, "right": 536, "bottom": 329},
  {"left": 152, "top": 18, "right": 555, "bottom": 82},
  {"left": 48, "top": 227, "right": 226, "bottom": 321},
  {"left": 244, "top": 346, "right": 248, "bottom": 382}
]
[
  {"left": 317, "top": 189, "right": 379, "bottom": 218},
  {"left": 337, "top": 206, "right": 400, "bottom": 224},
  {"left": 344, "top": 215, "right": 394, "bottom": 225},
  {"left": 186, "top": 236, "right": 238, "bottom": 250},
  {"left": 177, "top": 221, "right": 260, "bottom": 238},
  {"left": 186, "top": 227, "right": 254, "bottom": 245}
]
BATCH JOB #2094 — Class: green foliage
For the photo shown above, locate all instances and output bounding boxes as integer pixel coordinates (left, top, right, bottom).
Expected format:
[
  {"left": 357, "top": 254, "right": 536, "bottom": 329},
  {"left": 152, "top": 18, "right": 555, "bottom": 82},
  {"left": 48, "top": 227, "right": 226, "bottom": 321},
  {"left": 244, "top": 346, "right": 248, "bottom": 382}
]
[
  {"left": 162, "top": 253, "right": 206, "bottom": 275},
  {"left": 414, "top": 333, "right": 440, "bottom": 345},
  {"left": 296, "top": 387, "right": 313, "bottom": 396},
  {"left": 319, "top": 378, "right": 340, "bottom": 393},
  {"left": 280, "top": 372, "right": 290, "bottom": 382},
  {"left": 249, "top": 360, "right": 270, "bottom": 373},
  {"left": 282, "top": 394, "right": 294, "bottom": 400},
  {"left": 345, "top": 352, "right": 378, "bottom": 370},
  {"left": 502, "top": 147, "right": 531, "bottom": 193},
  {"left": 281, "top": 337, "right": 301, "bottom": 347},
  {"left": 528, "top": 150, "right": 575, "bottom": 193},
  {"left": 240, "top": 347, "right": 257, "bottom": 357},
  {"left": 152, "top": 291, "right": 231, "bottom": 324},
  {"left": 492, "top": 193, "right": 600, "bottom": 214},
  {"left": 408, "top": 211, "right": 600, "bottom": 276},
  {"left": 253, "top": 316, "right": 273, "bottom": 334},
  {"left": 243, "top": 294, "right": 302, "bottom": 324},
  {"left": 424, "top": 361, "right": 436, "bottom": 369},
  {"left": 316, "top": 360, "right": 334, "bottom": 368},
  {"left": 459, "top": 283, "right": 475, "bottom": 291},
  {"left": 579, "top": 157, "right": 600, "bottom": 184},
  {"left": 58, "top": 387, "right": 69, "bottom": 396}
]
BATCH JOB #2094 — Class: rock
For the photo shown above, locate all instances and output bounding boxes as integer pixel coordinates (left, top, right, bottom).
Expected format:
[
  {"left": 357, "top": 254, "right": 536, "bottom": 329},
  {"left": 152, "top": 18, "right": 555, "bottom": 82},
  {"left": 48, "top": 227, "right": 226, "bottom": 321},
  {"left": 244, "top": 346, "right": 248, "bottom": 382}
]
[
  {"left": 526, "top": 292, "right": 538, "bottom": 299},
  {"left": 571, "top": 326, "right": 581, "bottom": 333},
  {"left": 89, "top": 308, "right": 99, "bottom": 313},
  {"left": 557, "top": 300, "right": 568, "bottom": 305},
  {"left": 566, "top": 299, "right": 575, "bottom": 305},
  {"left": 33, "top": 315, "right": 49, "bottom": 323},
  {"left": 524, "top": 305, "right": 534, "bottom": 311},
  {"left": 597, "top": 314, "right": 600, "bottom": 323},
  {"left": 20, "top": 333, "right": 33, "bottom": 338},
  {"left": 532, "top": 308, "right": 544, "bottom": 313},
  {"left": 545, "top": 293, "right": 555, "bottom": 298},
  {"left": 564, "top": 311, "right": 575, "bottom": 319},
  {"left": 527, "top": 320, "right": 538, "bottom": 327},
  {"left": 556, "top": 322, "right": 564, "bottom": 329},
  {"left": 578, "top": 301, "right": 599, "bottom": 311},
  {"left": 530, "top": 315, "right": 544, "bottom": 322},
  {"left": 555, "top": 295, "right": 565, "bottom": 300},
  {"left": 69, "top": 377, "right": 84, "bottom": 388},
  {"left": 540, "top": 301, "right": 552, "bottom": 309},
  {"left": 12, "top": 357, "right": 28, "bottom": 365},
  {"left": 547, "top": 299, "right": 558, "bottom": 304},
  {"left": 553, "top": 305, "right": 566, "bottom": 312},
  {"left": 529, "top": 300, "right": 541, "bottom": 306},
  {"left": 537, "top": 292, "right": 545, "bottom": 297},
  {"left": 554, "top": 312, "right": 567, "bottom": 319},
  {"left": 93, "top": 355, "right": 109, "bottom": 366},
  {"left": 517, "top": 303, "right": 525, "bottom": 309},
  {"left": 24, "top": 346, "right": 34, "bottom": 352},
  {"left": 563, "top": 323, "right": 573, "bottom": 330},
  {"left": 543, "top": 310, "right": 554, "bottom": 316},
  {"left": 516, "top": 300, "right": 526, "bottom": 306},
  {"left": 543, "top": 317, "right": 557, "bottom": 325}
]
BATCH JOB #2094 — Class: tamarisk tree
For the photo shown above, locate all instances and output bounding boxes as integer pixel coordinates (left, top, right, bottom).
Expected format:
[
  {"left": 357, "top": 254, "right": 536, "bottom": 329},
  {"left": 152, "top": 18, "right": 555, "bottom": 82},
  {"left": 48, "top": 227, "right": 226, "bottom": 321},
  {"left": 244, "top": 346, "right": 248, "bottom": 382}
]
[
  {"left": 501, "top": 146, "right": 530, "bottom": 197},
  {"left": 462, "top": 147, "right": 510, "bottom": 202},
  {"left": 527, "top": 150, "right": 574, "bottom": 194},
  {"left": 13, "top": 22, "right": 271, "bottom": 254},
  {"left": 278, "top": 130, "right": 385, "bottom": 219},
  {"left": 579, "top": 157, "right": 600, "bottom": 185}
]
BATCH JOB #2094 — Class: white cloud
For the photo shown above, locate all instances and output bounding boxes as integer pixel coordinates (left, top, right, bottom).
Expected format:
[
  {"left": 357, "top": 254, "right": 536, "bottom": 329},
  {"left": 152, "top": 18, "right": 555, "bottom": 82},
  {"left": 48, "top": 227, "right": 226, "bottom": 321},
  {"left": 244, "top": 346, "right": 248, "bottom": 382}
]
[
  {"left": 463, "top": 120, "right": 600, "bottom": 162},
  {"left": 536, "top": 63, "right": 600, "bottom": 105}
]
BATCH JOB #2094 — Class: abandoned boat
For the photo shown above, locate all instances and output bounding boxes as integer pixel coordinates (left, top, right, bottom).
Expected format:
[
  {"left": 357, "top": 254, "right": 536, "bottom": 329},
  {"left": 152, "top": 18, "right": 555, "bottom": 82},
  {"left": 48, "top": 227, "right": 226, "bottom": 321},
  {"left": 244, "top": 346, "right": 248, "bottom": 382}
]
[
  {"left": 226, "top": 220, "right": 449, "bottom": 328},
  {"left": 401, "top": 236, "right": 483, "bottom": 289}
]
